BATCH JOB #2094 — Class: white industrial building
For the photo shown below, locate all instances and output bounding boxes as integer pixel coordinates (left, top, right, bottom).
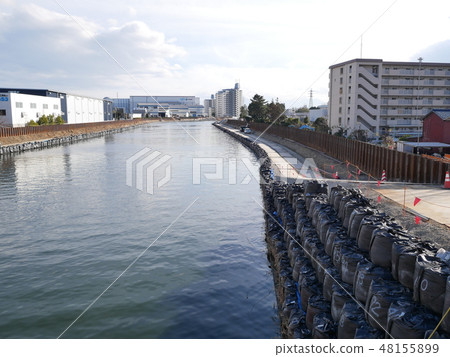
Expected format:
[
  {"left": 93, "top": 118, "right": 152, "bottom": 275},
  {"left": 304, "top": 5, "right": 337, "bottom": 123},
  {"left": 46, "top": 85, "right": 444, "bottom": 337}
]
[
  {"left": 0, "top": 88, "right": 113, "bottom": 127},
  {"left": 328, "top": 59, "right": 450, "bottom": 138},
  {"left": 0, "top": 92, "right": 61, "bottom": 127},
  {"left": 108, "top": 95, "right": 204, "bottom": 118},
  {"left": 308, "top": 105, "right": 328, "bottom": 122},
  {"left": 65, "top": 94, "right": 107, "bottom": 124},
  {"left": 214, "top": 83, "right": 242, "bottom": 118}
]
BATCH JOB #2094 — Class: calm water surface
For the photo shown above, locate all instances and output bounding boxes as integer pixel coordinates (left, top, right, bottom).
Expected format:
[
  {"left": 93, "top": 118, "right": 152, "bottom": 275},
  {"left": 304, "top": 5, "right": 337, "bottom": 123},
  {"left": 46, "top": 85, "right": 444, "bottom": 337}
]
[{"left": 0, "top": 121, "right": 279, "bottom": 338}]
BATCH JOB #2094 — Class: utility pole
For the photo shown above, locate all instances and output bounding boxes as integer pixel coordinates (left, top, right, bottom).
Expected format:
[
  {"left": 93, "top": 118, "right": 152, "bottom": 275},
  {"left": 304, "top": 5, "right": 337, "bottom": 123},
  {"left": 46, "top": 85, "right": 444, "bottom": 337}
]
[{"left": 309, "top": 89, "right": 314, "bottom": 108}]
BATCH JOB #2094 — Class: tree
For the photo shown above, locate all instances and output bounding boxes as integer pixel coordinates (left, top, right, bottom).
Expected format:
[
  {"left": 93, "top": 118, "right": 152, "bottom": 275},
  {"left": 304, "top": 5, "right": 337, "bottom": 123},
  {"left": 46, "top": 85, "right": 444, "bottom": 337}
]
[
  {"left": 267, "top": 99, "right": 286, "bottom": 122},
  {"left": 37, "top": 115, "right": 48, "bottom": 125},
  {"left": 248, "top": 94, "right": 267, "bottom": 122},
  {"left": 312, "top": 117, "right": 330, "bottom": 133},
  {"left": 239, "top": 104, "right": 248, "bottom": 119},
  {"left": 26, "top": 120, "right": 38, "bottom": 126},
  {"left": 54, "top": 115, "right": 64, "bottom": 124},
  {"left": 333, "top": 127, "right": 347, "bottom": 137},
  {"left": 349, "top": 129, "right": 369, "bottom": 142},
  {"left": 296, "top": 105, "right": 309, "bottom": 113}
]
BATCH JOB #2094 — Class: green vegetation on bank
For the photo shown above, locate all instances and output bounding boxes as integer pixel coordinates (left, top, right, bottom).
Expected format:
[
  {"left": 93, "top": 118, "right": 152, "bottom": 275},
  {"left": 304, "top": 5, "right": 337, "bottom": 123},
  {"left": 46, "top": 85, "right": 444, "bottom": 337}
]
[{"left": 26, "top": 114, "right": 64, "bottom": 126}]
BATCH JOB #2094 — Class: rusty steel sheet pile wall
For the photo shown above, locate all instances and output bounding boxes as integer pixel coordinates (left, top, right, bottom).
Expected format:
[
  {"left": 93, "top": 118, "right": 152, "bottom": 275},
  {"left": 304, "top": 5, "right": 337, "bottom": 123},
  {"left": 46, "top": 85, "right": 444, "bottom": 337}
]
[
  {"left": 226, "top": 120, "right": 449, "bottom": 185},
  {"left": 0, "top": 119, "right": 153, "bottom": 138}
]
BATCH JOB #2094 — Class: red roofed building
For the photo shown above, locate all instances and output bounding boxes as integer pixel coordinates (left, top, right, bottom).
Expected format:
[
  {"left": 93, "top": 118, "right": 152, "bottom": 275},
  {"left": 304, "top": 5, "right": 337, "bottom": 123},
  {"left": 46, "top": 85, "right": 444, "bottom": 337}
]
[{"left": 422, "top": 109, "right": 450, "bottom": 144}]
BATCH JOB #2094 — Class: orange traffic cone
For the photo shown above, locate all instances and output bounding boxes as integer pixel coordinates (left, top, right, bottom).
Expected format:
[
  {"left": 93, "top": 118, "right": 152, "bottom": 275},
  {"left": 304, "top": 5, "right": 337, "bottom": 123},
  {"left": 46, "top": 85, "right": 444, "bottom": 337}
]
[
  {"left": 381, "top": 170, "right": 386, "bottom": 182},
  {"left": 444, "top": 171, "right": 450, "bottom": 189}
]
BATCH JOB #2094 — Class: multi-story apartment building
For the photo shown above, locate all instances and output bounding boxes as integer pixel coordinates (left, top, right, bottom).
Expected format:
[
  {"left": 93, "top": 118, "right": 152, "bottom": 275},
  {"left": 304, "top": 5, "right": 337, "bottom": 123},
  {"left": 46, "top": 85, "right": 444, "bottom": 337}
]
[
  {"left": 329, "top": 59, "right": 450, "bottom": 138},
  {"left": 214, "top": 83, "right": 242, "bottom": 118},
  {"left": 203, "top": 95, "right": 215, "bottom": 117}
]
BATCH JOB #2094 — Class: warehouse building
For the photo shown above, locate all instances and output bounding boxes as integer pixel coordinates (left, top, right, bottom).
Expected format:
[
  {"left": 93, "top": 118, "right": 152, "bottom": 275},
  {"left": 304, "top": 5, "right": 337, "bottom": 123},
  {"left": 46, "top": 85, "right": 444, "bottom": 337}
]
[{"left": 0, "top": 88, "right": 113, "bottom": 127}]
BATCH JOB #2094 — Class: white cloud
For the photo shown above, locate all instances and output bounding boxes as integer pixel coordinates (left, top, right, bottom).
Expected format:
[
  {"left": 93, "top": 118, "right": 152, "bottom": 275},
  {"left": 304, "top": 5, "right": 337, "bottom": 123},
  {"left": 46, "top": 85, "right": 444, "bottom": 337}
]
[
  {"left": 0, "top": 2, "right": 185, "bottom": 96},
  {"left": 0, "top": 0, "right": 449, "bottom": 106}
]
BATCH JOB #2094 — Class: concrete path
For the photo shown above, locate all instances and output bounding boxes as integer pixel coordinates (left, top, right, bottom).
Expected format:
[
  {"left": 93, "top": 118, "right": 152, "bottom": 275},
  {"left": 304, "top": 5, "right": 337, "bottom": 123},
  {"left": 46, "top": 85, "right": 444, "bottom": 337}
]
[
  {"left": 373, "top": 184, "right": 450, "bottom": 226},
  {"left": 220, "top": 124, "right": 450, "bottom": 228}
]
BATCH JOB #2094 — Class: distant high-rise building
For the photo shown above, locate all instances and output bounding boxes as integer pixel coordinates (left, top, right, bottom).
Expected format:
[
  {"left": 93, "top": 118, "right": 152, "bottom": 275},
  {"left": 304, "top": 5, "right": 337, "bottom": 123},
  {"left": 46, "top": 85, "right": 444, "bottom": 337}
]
[
  {"left": 214, "top": 83, "right": 242, "bottom": 118},
  {"left": 203, "top": 95, "right": 215, "bottom": 117},
  {"left": 328, "top": 59, "right": 450, "bottom": 138}
]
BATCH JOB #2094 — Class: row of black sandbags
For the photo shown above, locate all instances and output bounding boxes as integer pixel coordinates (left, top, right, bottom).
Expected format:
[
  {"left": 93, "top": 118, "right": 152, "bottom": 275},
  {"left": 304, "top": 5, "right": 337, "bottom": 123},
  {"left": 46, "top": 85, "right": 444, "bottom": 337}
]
[
  {"left": 328, "top": 184, "right": 450, "bottom": 335},
  {"left": 300, "top": 181, "right": 449, "bottom": 338}
]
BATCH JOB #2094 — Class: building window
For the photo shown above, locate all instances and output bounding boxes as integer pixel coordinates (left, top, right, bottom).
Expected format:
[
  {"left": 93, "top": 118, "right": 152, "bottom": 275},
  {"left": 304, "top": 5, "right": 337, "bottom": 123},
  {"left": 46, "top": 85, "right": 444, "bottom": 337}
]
[
  {"left": 339, "top": 97, "right": 342, "bottom": 104},
  {"left": 349, "top": 65, "right": 352, "bottom": 73},
  {"left": 348, "top": 86, "right": 351, "bottom": 93},
  {"left": 30, "top": 103, "right": 37, "bottom": 109},
  {"left": 338, "top": 117, "right": 342, "bottom": 126},
  {"left": 339, "top": 107, "right": 342, "bottom": 114},
  {"left": 340, "top": 77, "right": 343, "bottom": 84},
  {"left": 43, "top": 104, "right": 48, "bottom": 109},
  {"left": 53, "top": 104, "right": 59, "bottom": 110},
  {"left": 339, "top": 88, "right": 343, "bottom": 94},
  {"left": 0, "top": 109, "right": 6, "bottom": 116},
  {"left": 16, "top": 102, "right": 23, "bottom": 108},
  {"left": 340, "top": 68, "right": 343, "bottom": 74},
  {"left": 348, "top": 97, "right": 351, "bottom": 104}
]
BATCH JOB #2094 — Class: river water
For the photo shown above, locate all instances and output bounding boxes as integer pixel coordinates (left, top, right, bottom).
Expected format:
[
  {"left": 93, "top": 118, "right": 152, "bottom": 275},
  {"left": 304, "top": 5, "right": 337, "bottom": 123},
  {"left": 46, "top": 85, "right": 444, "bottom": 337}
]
[{"left": 0, "top": 121, "right": 279, "bottom": 339}]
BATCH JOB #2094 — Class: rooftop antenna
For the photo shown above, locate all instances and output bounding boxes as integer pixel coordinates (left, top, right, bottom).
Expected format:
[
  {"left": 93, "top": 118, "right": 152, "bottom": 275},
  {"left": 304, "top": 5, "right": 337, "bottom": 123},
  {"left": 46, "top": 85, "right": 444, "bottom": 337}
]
[{"left": 309, "top": 89, "right": 314, "bottom": 108}]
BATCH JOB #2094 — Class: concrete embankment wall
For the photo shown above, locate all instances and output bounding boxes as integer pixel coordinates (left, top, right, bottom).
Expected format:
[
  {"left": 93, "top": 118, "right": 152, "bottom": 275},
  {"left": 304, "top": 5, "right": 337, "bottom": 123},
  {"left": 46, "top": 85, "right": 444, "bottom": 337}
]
[{"left": 214, "top": 123, "right": 450, "bottom": 339}]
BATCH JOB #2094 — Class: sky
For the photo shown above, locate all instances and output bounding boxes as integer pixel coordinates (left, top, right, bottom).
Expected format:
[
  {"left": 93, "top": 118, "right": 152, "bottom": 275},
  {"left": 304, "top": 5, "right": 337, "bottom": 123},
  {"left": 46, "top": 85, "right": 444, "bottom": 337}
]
[{"left": 0, "top": 0, "right": 449, "bottom": 108}]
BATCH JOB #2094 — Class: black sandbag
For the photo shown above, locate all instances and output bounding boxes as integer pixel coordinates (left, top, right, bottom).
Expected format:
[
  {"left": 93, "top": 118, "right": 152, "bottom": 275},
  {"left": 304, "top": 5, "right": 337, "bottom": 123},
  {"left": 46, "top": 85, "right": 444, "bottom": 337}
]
[
  {"left": 312, "top": 312, "right": 336, "bottom": 339},
  {"left": 340, "top": 246, "right": 366, "bottom": 285},
  {"left": 330, "top": 282, "right": 353, "bottom": 322},
  {"left": 413, "top": 254, "right": 450, "bottom": 315},
  {"left": 288, "top": 312, "right": 311, "bottom": 339},
  {"left": 322, "top": 267, "right": 341, "bottom": 302},
  {"left": 315, "top": 252, "right": 333, "bottom": 284},
  {"left": 282, "top": 293, "right": 300, "bottom": 321},
  {"left": 337, "top": 301, "right": 366, "bottom": 339},
  {"left": 304, "top": 180, "right": 328, "bottom": 195},
  {"left": 324, "top": 225, "right": 346, "bottom": 256},
  {"left": 328, "top": 185, "right": 345, "bottom": 205},
  {"left": 342, "top": 199, "right": 363, "bottom": 229},
  {"left": 354, "top": 320, "right": 385, "bottom": 339},
  {"left": 317, "top": 212, "right": 339, "bottom": 244},
  {"left": 442, "top": 276, "right": 450, "bottom": 334},
  {"left": 356, "top": 215, "right": 388, "bottom": 252},
  {"left": 311, "top": 202, "right": 333, "bottom": 229},
  {"left": 348, "top": 207, "right": 376, "bottom": 239},
  {"left": 295, "top": 216, "right": 310, "bottom": 238},
  {"left": 369, "top": 226, "right": 409, "bottom": 269},
  {"left": 303, "top": 235, "right": 323, "bottom": 262},
  {"left": 332, "top": 239, "right": 354, "bottom": 273},
  {"left": 292, "top": 256, "right": 309, "bottom": 283},
  {"left": 297, "top": 260, "right": 316, "bottom": 286},
  {"left": 332, "top": 188, "right": 348, "bottom": 212},
  {"left": 283, "top": 226, "right": 296, "bottom": 246},
  {"left": 288, "top": 240, "right": 304, "bottom": 267},
  {"left": 353, "top": 259, "right": 392, "bottom": 303},
  {"left": 306, "top": 295, "right": 331, "bottom": 331},
  {"left": 299, "top": 275, "right": 320, "bottom": 311},
  {"left": 391, "top": 239, "right": 429, "bottom": 290},
  {"left": 365, "top": 278, "right": 411, "bottom": 331},
  {"left": 387, "top": 300, "right": 440, "bottom": 339}
]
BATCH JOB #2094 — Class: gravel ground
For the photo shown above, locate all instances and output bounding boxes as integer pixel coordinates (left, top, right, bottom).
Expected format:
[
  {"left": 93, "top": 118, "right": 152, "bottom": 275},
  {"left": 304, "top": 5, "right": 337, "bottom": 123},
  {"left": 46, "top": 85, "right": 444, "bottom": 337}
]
[{"left": 256, "top": 131, "right": 450, "bottom": 250}]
